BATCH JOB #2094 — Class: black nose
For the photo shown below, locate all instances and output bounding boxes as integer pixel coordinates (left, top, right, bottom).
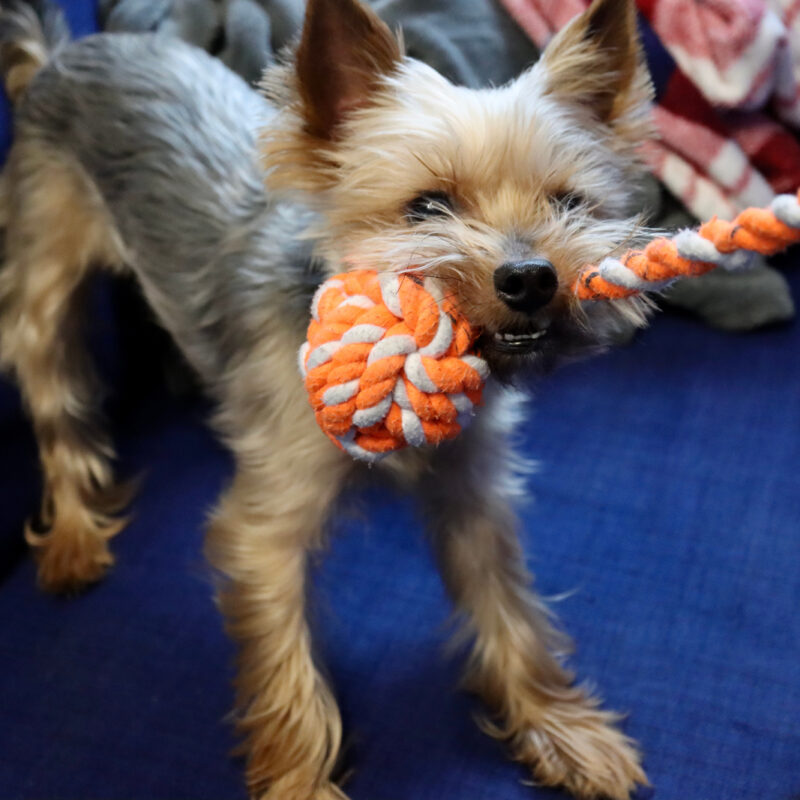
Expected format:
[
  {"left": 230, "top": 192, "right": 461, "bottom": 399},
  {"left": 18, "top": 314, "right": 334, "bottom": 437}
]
[{"left": 494, "top": 259, "right": 558, "bottom": 314}]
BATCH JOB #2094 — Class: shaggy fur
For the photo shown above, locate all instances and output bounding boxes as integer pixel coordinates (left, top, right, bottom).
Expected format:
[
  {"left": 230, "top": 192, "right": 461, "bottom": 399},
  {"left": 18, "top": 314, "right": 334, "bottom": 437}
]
[{"left": 0, "top": 0, "right": 654, "bottom": 796}]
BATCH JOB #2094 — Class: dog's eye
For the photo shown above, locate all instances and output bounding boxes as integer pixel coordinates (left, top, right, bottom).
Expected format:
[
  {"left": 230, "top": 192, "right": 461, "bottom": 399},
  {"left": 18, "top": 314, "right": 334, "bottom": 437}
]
[
  {"left": 405, "top": 191, "right": 454, "bottom": 223},
  {"left": 552, "top": 191, "right": 585, "bottom": 212}
]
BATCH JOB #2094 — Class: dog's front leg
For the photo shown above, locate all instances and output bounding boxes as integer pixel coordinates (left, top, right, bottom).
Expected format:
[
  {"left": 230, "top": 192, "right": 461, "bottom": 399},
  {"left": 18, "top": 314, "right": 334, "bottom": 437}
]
[
  {"left": 205, "top": 414, "right": 351, "bottom": 800},
  {"left": 418, "top": 391, "right": 647, "bottom": 800}
]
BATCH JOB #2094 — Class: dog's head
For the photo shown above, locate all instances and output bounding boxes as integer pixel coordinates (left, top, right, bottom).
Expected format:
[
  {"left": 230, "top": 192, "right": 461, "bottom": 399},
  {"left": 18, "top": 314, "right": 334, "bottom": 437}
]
[{"left": 263, "top": 0, "right": 654, "bottom": 378}]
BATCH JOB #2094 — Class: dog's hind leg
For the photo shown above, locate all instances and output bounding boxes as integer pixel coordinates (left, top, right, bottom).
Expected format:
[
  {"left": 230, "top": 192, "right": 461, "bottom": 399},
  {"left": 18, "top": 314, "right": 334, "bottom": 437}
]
[
  {"left": 419, "top": 390, "right": 647, "bottom": 800},
  {"left": 0, "top": 140, "right": 133, "bottom": 593}
]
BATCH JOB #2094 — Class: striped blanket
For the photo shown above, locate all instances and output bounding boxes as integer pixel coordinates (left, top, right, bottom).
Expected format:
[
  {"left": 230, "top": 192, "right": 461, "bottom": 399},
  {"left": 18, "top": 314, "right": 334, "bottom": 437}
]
[{"left": 501, "top": 0, "right": 800, "bottom": 222}]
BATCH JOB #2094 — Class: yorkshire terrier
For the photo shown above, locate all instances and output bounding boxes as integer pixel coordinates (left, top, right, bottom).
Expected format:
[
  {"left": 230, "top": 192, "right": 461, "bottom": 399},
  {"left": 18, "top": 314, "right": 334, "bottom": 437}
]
[{"left": 0, "top": 0, "right": 654, "bottom": 796}]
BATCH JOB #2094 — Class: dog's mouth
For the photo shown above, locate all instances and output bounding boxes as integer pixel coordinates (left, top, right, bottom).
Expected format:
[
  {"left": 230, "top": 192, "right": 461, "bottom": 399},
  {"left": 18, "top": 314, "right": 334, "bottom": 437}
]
[
  {"left": 486, "top": 327, "right": 549, "bottom": 355},
  {"left": 478, "top": 325, "right": 551, "bottom": 358},
  {"left": 475, "top": 316, "right": 603, "bottom": 381}
]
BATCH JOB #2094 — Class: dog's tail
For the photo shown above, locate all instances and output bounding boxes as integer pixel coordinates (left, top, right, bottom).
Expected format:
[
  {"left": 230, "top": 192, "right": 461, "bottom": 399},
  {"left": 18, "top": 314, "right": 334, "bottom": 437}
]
[{"left": 0, "top": 0, "right": 69, "bottom": 105}]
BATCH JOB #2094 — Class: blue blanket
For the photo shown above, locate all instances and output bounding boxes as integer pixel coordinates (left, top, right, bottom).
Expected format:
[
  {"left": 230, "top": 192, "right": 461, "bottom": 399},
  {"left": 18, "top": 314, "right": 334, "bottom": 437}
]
[{"left": 1, "top": 3, "right": 798, "bottom": 799}]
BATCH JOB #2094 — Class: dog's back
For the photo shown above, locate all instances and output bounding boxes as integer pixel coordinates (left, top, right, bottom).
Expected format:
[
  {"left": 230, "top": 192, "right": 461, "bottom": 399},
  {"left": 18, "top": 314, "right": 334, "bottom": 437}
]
[
  {"left": 3, "top": 11, "right": 318, "bottom": 380},
  {"left": 0, "top": 0, "right": 323, "bottom": 594}
]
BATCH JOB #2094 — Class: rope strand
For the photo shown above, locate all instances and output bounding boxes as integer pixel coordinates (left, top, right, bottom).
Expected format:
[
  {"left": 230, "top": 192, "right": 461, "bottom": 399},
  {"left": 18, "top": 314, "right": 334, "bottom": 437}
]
[{"left": 574, "top": 190, "right": 800, "bottom": 300}]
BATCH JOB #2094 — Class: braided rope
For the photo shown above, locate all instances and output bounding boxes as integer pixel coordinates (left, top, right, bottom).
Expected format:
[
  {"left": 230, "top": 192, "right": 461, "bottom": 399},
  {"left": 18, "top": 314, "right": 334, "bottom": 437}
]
[
  {"left": 299, "top": 270, "right": 488, "bottom": 462},
  {"left": 574, "top": 190, "right": 800, "bottom": 300}
]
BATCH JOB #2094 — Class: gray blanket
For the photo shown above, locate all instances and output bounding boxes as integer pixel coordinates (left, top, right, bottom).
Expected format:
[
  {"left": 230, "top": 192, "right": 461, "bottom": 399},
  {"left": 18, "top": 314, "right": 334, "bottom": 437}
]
[
  {"left": 100, "top": 0, "right": 794, "bottom": 331},
  {"left": 100, "top": 0, "right": 540, "bottom": 87}
]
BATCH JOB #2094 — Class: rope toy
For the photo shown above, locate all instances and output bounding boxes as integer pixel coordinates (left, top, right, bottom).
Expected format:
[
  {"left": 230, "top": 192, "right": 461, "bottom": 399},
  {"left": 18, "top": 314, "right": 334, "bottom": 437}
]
[
  {"left": 299, "top": 270, "right": 489, "bottom": 462},
  {"left": 301, "top": 192, "right": 800, "bottom": 461},
  {"left": 575, "top": 190, "right": 800, "bottom": 300}
]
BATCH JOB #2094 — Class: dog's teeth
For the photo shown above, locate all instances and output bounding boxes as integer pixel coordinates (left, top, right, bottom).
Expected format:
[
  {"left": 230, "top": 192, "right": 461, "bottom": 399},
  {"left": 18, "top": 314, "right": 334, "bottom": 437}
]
[{"left": 492, "top": 329, "right": 548, "bottom": 346}]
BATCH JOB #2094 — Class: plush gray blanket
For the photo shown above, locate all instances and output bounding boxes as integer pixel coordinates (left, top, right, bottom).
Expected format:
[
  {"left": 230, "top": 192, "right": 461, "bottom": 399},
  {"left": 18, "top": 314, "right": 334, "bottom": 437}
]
[
  {"left": 100, "top": 0, "right": 540, "bottom": 87},
  {"left": 99, "top": 0, "right": 794, "bottom": 330}
]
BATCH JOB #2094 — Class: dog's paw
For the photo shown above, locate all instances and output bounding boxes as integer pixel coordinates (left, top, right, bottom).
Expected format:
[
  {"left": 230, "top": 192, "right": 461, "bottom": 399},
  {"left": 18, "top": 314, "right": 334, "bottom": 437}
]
[
  {"left": 259, "top": 781, "right": 349, "bottom": 800},
  {"left": 513, "top": 702, "right": 647, "bottom": 800},
  {"left": 315, "top": 786, "right": 349, "bottom": 800},
  {"left": 26, "top": 513, "right": 120, "bottom": 594}
]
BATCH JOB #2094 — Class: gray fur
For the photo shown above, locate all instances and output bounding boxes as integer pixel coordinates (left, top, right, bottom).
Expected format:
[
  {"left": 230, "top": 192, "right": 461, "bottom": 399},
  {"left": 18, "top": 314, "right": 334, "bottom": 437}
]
[
  {"left": 17, "top": 32, "right": 322, "bottom": 384},
  {"left": 0, "top": 0, "right": 70, "bottom": 57}
]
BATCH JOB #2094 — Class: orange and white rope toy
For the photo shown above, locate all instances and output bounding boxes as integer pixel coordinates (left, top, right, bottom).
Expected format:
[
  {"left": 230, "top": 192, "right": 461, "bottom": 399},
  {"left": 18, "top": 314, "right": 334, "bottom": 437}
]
[
  {"left": 575, "top": 190, "right": 800, "bottom": 300},
  {"left": 299, "top": 270, "right": 488, "bottom": 462},
  {"left": 301, "top": 192, "right": 800, "bottom": 461}
]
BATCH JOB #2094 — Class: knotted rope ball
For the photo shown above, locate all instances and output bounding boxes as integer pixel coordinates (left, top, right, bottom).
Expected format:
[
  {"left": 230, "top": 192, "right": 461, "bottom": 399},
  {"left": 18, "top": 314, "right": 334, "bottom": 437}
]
[
  {"left": 301, "top": 192, "right": 800, "bottom": 461},
  {"left": 299, "top": 270, "right": 489, "bottom": 462}
]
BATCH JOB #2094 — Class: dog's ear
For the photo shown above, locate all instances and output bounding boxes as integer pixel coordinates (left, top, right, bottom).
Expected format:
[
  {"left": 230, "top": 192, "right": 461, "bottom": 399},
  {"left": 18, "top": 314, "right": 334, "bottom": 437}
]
[
  {"left": 538, "top": 0, "right": 650, "bottom": 125},
  {"left": 295, "top": 0, "right": 401, "bottom": 139}
]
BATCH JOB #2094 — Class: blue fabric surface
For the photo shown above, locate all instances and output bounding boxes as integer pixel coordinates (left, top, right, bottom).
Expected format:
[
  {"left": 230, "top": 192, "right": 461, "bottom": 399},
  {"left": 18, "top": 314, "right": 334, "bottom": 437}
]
[{"left": 1, "top": 3, "right": 799, "bottom": 799}]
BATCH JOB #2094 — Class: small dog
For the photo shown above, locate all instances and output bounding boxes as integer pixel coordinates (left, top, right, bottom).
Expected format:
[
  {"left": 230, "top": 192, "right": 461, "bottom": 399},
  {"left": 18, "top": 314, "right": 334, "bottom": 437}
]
[{"left": 0, "top": 0, "right": 654, "bottom": 796}]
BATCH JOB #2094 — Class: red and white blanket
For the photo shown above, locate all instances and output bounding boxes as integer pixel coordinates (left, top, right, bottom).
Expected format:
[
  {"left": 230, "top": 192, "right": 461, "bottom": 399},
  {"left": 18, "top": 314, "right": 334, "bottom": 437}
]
[{"left": 500, "top": 0, "right": 800, "bottom": 221}]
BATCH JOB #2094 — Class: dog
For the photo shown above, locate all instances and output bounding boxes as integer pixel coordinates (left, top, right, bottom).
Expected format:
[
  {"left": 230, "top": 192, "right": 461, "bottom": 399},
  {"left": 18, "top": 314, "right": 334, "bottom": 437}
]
[{"left": 0, "top": 0, "right": 654, "bottom": 797}]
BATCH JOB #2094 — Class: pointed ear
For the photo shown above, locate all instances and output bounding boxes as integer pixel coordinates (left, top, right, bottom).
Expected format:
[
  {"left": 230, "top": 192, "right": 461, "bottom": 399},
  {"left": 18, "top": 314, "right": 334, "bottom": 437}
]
[
  {"left": 295, "top": 0, "right": 402, "bottom": 139},
  {"left": 539, "top": 0, "right": 650, "bottom": 124}
]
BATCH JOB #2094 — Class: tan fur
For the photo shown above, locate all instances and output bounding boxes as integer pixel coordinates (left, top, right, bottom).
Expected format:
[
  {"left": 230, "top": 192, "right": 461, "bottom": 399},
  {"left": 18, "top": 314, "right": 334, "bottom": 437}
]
[
  {"left": 263, "top": 0, "right": 652, "bottom": 344},
  {"left": 2, "top": 40, "right": 46, "bottom": 104},
  {"left": 417, "top": 390, "right": 646, "bottom": 800},
  {"left": 207, "top": 324, "right": 352, "bottom": 800},
  {"left": 2, "top": 0, "right": 656, "bottom": 796},
  {"left": 540, "top": 0, "right": 649, "bottom": 129},
  {"left": 0, "top": 141, "right": 131, "bottom": 592},
  {"left": 0, "top": 12, "right": 48, "bottom": 104}
]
